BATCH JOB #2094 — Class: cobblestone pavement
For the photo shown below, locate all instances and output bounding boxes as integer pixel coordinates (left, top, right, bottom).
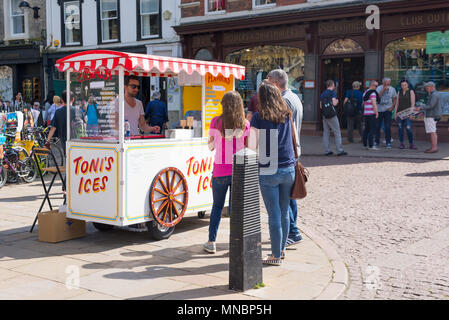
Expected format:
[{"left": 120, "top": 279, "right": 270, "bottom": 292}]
[{"left": 298, "top": 155, "right": 449, "bottom": 300}]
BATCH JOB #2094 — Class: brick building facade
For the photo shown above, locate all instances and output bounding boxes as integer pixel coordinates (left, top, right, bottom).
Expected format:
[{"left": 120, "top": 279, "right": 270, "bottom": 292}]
[
  {"left": 0, "top": 0, "right": 47, "bottom": 103},
  {"left": 176, "top": 0, "right": 449, "bottom": 142}
]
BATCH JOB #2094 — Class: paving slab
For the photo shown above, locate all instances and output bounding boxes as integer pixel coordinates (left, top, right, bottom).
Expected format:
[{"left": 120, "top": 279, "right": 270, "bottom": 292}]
[{"left": 0, "top": 171, "right": 342, "bottom": 300}]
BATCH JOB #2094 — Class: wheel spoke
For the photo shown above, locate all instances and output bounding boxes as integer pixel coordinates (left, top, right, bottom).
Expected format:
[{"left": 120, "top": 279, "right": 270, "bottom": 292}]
[
  {"left": 154, "top": 197, "right": 168, "bottom": 203},
  {"left": 157, "top": 200, "right": 169, "bottom": 215},
  {"left": 161, "top": 202, "right": 169, "bottom": 222},
  {"left": 154, "top": 188, "right": 168, "bottom": 196},
  {"left": 170, "top": 172, "right": 177, "bottom": 192},
  {"left": 173, "top": 191, "right": 186, "bottom": 197},
  {"left": 169, "top": 202, "right": 173, "bottom": 222},
  {"left": 172, "top": 179, "right": 182, "bottom": 193},
  {"left": 165, "top": 171, "right": 171, "bottom": 192},
  {"left": 172, "top": 204, "right": 180, "bottom": 218},
  {"left": 158, "top": 176, "right": 169, "bottom": 193},
  {"left": 173, "top": 198, "right": 185, "bottom": 206}
]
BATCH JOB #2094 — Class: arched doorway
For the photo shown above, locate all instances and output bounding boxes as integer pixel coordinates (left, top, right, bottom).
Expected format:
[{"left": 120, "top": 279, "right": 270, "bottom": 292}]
[{"left": 320, "top": 39, "right": 365, "bottom": 128}]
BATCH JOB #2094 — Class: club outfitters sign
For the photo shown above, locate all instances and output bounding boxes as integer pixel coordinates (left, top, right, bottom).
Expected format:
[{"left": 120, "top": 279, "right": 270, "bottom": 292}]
[{"left": 68, "top": 146, "right": 119, "bottom": 221}]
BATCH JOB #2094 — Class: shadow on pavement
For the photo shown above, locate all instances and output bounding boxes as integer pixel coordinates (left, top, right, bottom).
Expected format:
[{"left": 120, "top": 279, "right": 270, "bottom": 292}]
[
  {"left": 405, "top": 170, "right": 449, "bottom": 177},
  {"left": 301, "top": 155, "right": 432, "bottom": 168},
  {"left": 129, "top": 285, "right": 233, "bottom": 300}
]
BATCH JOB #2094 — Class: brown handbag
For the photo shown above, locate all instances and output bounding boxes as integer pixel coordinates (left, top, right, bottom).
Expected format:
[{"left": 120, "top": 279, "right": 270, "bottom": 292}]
[{"left": 290, "top": 118, "right": 309, "bottom": 199}]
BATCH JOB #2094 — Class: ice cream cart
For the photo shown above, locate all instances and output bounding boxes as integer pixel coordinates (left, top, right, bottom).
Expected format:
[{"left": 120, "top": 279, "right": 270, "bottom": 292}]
[{"left": 55, "top": 50, "right": 245, "bottom": 240}]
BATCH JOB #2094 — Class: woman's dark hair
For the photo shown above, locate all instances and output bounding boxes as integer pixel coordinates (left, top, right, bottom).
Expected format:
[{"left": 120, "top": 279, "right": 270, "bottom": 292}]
[
  {"left": 400, "top": 80, "right": 410, "bottom": 87},
  {"left": 61, "top": 90, "right": 76, "bottom": 104},
  {"left": 125, "top": 75, "right": 139, "bottom": 86},
  {"left": 258, "top": 80, "right": 292, "bottom": 124},
  {"left": 217, "top": 91, "right": 246, "bottom": 137},
  {"left": 45, "top": 90, "right": 55, "bottom": 104}
]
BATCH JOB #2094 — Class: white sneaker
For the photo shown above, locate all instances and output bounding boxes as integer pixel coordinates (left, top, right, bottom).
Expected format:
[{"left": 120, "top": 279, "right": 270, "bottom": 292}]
[
  {"left": 369, "top": 146, "right": 380, "bottom": 151},
  {"left": 203, "top": 242, "right": 216, "bottom": 254}
]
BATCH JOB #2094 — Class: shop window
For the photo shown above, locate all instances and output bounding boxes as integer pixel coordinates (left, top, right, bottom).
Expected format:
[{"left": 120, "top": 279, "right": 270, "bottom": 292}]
[
  {"left": 62, "top": 0, "right": 82, "bottom": 46},
  {"left": 225, "top": 46, "right": 304, "bottom": 108},
  {"left": 384, "top": 32, "right": 449, "bottom": 115},
  {"left": 0, "top": 66, "right": 14, "bottom": 101},
  {"left": 194, "top": 49, "right": 213, "bottom": 61},
  {"left": 138, "top": 0, "right": 161, "bottom": 40},
  {"left": 253, "top": 0, "right": 276, "bottom": 8},
  {"left": 206, "top": 0, "right": 225, "bottom": 14},
  {"left": 10, "top": 0, "right": 25, "bottom": 35},
  {"left": 99, "top": 0, "right": 120, "bottom": 43}
]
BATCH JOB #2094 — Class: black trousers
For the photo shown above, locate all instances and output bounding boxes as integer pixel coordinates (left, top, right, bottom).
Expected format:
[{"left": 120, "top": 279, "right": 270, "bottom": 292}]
[{"left": 363, "top": 115, "right": 377, "bottom": 148}]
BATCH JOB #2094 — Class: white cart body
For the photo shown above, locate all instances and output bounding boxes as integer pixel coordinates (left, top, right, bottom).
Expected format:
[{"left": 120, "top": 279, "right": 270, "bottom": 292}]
[{"left": 56, "top": 50, "right": 245, "bottom": 227}]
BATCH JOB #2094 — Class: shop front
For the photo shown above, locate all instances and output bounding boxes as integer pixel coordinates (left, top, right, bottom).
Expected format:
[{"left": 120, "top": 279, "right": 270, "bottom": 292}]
[
  {"left": 0, "top": 44, "right": 43, "bottom": 104},
  {"left": 176, "top": 0, "right": 449, "bottom": 141}
]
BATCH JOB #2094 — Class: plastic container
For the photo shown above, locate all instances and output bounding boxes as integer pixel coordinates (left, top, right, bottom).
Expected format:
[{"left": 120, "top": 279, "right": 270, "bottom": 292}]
[{"left": 124, "top": 120, "right": 130, "bottom": 140}]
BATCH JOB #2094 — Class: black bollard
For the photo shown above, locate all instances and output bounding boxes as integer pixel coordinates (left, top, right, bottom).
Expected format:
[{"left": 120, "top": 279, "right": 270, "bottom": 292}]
[{"left": 229, "top": 148, "right": 262, "bottom": 291}]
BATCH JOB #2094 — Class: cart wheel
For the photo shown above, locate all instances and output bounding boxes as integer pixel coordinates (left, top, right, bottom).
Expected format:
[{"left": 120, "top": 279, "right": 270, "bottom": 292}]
[
  {"left": 150, "top": 167, "right": 189, "bottom": 228},
  {"left": 198, "top": 211, "right": 206, "bottom": 219},
  {"left": 147, "top": 220, "right": 175, "bottom": 240},
  {"left": 92, "top": 222, "right": 114, "bottom": 232}
]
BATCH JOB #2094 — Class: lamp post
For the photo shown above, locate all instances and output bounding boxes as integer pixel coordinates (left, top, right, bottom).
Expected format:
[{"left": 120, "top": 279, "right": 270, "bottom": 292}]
[{"left": 19, "top": 1, "right": 40, "bottom": 19}]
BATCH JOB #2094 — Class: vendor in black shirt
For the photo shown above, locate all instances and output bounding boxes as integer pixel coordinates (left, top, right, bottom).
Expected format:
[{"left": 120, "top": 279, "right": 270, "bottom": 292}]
[{"left": 45, "top": 90, "right": 76, "bottom": 156}]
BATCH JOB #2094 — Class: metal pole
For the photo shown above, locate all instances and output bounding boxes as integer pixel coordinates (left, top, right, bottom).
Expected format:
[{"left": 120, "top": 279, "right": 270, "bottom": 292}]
[
  {"left": 66, "top": 70, "right": 71, "bottom": 146},
  {"left": 118, "top": 67, "right": 124, "bottom": 147},
  {"left": 201, "top": 75, "right": 205, "bottom": 138}
]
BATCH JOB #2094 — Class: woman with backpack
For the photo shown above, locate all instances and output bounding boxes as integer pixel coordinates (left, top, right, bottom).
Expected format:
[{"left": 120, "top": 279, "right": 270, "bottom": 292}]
[
  {"left": 394, "top": 80, "right": 417, "bottom": 150},
  {"left": 203, "top": 91, "right": 250, "bottom": 254},
  {"left": 343, "top": 81, "right": 364, "bottom": 143}
]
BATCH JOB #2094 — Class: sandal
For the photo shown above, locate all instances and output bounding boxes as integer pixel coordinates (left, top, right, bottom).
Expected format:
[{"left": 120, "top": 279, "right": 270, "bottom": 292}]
[{"left": 262, "top": 255, "right": 282, "bottom": 266}]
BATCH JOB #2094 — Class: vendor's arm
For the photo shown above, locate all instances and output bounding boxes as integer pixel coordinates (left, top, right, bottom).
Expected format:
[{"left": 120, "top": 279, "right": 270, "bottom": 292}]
[{"left": 139, "top": 115, "right": 160, "bottom": 133}]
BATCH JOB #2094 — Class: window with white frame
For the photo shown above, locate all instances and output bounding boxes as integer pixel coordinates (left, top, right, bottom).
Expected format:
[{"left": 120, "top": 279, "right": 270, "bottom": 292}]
[
  {"left": 100, "top": 0, "right": 119, "bottom": 42},
  {"left": 139, "top": 0, "right": 160, "bottom": 39},
  {"left": 63, "top": 1, "right": 82, "bottom": 45},
  {"left": 10, "top": 0, "right": 25, "bottom": 35},
  {"left": 253, "top": 0, "right": 276, "bottom": 8},
  {"left": 206, "top": 0, "right": 225, "bottom": 13}
]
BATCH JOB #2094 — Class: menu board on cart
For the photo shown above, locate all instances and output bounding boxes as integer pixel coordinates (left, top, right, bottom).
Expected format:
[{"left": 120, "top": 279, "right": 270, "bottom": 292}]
[{"left": 204, "top": 73, "right": 234, "bottom": 136}]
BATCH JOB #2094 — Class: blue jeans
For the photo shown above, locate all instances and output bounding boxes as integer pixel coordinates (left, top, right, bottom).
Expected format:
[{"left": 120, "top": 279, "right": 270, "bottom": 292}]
[
  {"left": 208, "top": 175, "right": 232, "bottom": 242},
  {"left": 375, "top": 111, "right": 392, "bottom": 145},
  {"left": 397, "top": 118, "right": 414, "bottom": 144},
  {"left": 288, "top": 199, "right": 302, "bottom": 239},
  {"left": 259, "top": 166, "right": 295, "bottom": 258}
]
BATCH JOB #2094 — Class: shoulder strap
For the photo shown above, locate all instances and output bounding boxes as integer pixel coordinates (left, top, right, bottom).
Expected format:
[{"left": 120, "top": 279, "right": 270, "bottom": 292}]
[{"left": 290, "top": 117, "right": 298, "bottom": 159}]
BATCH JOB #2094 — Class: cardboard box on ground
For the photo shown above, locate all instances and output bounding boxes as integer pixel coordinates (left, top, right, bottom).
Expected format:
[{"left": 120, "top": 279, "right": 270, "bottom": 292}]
[{"left": 38, "top": 205, "right": 85, "bottom": 243}]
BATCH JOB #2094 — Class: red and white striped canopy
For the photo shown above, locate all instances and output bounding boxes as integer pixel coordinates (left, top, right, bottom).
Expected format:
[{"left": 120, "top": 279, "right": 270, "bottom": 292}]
[{"left": 55, "top": 50, "right": 245, "bottom": 80}]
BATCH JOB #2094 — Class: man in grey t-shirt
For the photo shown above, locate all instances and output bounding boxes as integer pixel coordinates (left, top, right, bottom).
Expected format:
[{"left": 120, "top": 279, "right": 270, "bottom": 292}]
[
  {"left": 267, "top": 69, "right": 304, "bottom": 246},
  {"left": 375, "top": 78, "right": 397, "bottom": 148}
]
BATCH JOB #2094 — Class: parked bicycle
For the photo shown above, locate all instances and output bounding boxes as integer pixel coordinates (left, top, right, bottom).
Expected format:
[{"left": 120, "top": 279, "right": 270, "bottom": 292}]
[{"left": 0, "top": 133, "right": 37, "bottom": 187}]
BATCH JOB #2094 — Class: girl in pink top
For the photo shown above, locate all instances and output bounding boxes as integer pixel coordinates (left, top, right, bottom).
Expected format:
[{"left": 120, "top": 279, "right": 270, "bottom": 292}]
[{"left": 203, "top": 91, "right": 250, "bottom": 254}]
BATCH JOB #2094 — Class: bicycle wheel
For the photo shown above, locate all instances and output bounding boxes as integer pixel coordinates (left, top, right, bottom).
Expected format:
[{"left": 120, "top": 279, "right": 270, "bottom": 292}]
[
  {"left": 20, "top": 157, "right": 38, "bottom": 183},
  {"left": 48, "top": 141, "right": 65, "bottom": 167},
  {"left": 0, "top": 165, "right": 7, "bottom": 188},
  {"left": 35, "top": 153, "right": 49, "bottom": 177}
]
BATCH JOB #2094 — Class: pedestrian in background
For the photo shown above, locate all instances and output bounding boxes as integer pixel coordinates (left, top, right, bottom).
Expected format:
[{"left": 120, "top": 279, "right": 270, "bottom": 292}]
[
  {"left": 266, "top": 69, "right": 304, "bottom": 248},
  {"left": 394, "top": 80, "right": 417, "bottom": 150},
  {"left": 343, "top": 81, "right": 364, "bottom": 143},
  {"left": 249, "top": 81, "right": 296, "bottom": 266},
  {"left": 145, "top": 91, "right": 168, "bottom": 134},
  {"left": 43, "top": 91, "right": 55, "bottom": 126},
  {"left": 415, "top": 82, "right": 442, "bottom": 153},
  {"left": 246, "top": 92, "right": 259, "bottom": 122},
  {"left": 204, "top": 91, "right": 250, "bottom": 254},
  {"left": 320, "top": 80, "right": 347, "bottom": 156},
  {"left": 47, "top": 96, "right": 62, "bottom": 126},
  {"left": 84, "top": 94, "right": 100, "bottom": 137},
  {"left": 13, "top": 92, "right": 24, "bottom": 112},
  {"left": 362, "top": 80, "right": 380, "bottom": 150},
  {"left": 375, "top": 78, "right": 397, "bottom": 149}
]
